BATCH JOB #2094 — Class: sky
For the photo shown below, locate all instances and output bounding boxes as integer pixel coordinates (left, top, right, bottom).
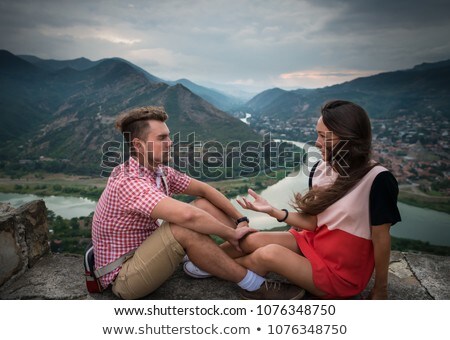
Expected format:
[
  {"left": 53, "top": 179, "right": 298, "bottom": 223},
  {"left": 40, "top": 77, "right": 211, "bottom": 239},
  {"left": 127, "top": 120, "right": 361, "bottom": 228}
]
[{"left": 1, "top": 0, "right": 450, "bottom": 94}]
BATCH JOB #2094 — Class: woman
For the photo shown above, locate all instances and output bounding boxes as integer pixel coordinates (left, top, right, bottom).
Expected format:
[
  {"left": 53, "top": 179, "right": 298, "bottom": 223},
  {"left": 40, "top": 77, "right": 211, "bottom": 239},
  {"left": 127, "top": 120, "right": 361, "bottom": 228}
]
[
  {"left": 230, "top": 99, "right": 401, "bottom": 299},
  {"left": 184, "top": 99, "right": 401, "bottom": 299}
]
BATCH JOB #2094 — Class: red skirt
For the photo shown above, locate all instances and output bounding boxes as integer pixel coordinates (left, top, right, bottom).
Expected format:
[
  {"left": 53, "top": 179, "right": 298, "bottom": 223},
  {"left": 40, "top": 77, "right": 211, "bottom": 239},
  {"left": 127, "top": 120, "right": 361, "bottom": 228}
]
[{"left": 290, "top": 226, "right": 374, "bottom": 298}]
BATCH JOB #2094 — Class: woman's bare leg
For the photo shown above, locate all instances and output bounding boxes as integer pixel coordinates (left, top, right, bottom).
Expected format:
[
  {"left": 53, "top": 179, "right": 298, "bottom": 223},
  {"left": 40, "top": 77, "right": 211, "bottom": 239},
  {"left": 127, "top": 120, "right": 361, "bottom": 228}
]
[
  {"left": 189, "top": 198, "right": 323, "bottom": 294},
  {"left": 221, "top": 231, "right": 301, "bottom": 258},
  {"left": 236, "top": 243, "right": 325, "bottom": 296}
]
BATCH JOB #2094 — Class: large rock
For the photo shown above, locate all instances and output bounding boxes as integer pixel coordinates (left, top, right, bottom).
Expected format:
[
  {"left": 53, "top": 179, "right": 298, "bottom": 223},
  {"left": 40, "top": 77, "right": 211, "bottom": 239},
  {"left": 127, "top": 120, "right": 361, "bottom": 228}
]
[{"left": 0, "top": 200, "right": 49, "bottom": 286}]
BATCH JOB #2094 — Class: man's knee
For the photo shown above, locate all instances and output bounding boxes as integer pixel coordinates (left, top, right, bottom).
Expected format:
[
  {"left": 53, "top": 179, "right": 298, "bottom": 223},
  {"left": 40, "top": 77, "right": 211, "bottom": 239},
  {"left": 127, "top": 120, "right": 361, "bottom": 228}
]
[
  {"left": 191, "top": 197, "right": 211, "bottom": 210},
  {"left": 170, "top": 223, "right": 209, "bottom": 248}
]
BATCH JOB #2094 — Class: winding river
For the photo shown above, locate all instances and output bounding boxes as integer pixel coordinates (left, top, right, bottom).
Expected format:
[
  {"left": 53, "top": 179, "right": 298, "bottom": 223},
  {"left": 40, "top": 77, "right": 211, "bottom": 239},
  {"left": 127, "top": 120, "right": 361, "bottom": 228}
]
[{"left": 1, "top": 141, "right": 449, "bottom": 246}]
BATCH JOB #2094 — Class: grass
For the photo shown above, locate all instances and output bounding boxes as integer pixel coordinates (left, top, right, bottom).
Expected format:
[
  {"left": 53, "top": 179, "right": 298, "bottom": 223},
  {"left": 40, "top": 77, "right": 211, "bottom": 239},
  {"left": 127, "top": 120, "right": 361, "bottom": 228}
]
[
  {"left": 0, "top": 170, "right": 283, "bottom": 201},
  {"left": 398, "top": 190, "right": 450, "bottom": 214},
  {"left": 0, "top": 173, "right": 107, "bottom": 200}
]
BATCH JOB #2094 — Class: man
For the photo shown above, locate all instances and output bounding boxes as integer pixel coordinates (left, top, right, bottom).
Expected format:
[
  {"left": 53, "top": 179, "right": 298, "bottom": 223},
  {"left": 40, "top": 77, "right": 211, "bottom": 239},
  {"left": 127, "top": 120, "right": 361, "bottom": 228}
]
[{"left": 92, "top": 106, "right": 304, "bottom": 299}]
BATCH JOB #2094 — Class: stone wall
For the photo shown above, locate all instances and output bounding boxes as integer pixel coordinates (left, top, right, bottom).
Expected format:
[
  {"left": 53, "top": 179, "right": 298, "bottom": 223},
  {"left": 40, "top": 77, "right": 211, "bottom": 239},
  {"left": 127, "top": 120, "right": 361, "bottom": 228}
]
[{"left": 0, "top": 200, "right": 49, "bottom": 287}]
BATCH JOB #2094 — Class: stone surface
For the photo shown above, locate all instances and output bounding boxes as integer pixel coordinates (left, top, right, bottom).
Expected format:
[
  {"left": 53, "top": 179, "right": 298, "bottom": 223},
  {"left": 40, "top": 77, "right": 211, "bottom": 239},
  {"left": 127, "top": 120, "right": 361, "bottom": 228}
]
[
  {"left": 405, "top": 252, "right": 450, "bottom": 300},
  {"left": 1, "top": 200, "right": 448, "bottom": 300},
  {"left": 1, "top": 250, "right": 448, "bottom": 300},
  {"left": 0, "top": 202, "right": 14, "bottom": 214},
  {"left": 15, "top": 200, "right": 49, "bottom": 267},
  {"left": 0, "top": 253, "right": 87, "bottom": 299},
  {"left": 371, "top": 251, "right": 432, "bottom": 300},
  {"left": 0, "top": 200, "right": 49, "bottom": 286},
  {"left": 0, "top": 228, "right": 22, "bottom": 286}
]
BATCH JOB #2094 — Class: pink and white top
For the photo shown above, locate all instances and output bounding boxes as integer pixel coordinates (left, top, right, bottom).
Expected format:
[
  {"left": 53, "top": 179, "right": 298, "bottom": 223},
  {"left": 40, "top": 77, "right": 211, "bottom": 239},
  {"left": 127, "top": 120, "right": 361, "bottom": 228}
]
[{"left": 290, "top": 161, "right": 400, "bottom": 298}]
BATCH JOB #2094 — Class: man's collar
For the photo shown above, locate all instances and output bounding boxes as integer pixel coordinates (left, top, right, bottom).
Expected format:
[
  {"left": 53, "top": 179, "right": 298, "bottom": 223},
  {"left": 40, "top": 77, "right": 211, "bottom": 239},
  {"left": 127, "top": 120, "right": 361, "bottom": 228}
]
[
  {"left": 127, "top": 157, "right": 166, "bottom": 177},
  {"left": 127, "top": 157, "right": 153, "bottom": 177}
]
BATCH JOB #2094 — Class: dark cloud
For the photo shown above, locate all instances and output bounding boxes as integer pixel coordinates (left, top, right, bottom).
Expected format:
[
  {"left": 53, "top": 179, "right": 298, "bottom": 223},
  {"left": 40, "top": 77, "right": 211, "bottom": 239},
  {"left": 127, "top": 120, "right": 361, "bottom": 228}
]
[
  {"left": 312, "top": 0, "right": 450, "bottom": 29},
  {"left": 0, "top": 0, "right": 99, "bottom": 28},
  {"left": 0, "top": 0, "right": 449, "bottom": 90}
]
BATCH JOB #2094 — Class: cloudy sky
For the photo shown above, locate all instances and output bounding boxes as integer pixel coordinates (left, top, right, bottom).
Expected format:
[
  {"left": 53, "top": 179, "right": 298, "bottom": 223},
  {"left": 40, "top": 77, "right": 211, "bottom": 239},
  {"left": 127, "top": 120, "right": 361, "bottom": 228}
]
[{"left": 1, "top": 0, "right": 449, "bottom": 94}]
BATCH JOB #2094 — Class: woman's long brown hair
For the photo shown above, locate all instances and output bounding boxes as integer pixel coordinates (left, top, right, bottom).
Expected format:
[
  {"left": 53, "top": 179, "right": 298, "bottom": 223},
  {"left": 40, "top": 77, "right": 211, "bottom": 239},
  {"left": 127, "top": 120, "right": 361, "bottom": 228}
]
[{"left": 295, "top": 100, "right": 377, "bottom": 215}]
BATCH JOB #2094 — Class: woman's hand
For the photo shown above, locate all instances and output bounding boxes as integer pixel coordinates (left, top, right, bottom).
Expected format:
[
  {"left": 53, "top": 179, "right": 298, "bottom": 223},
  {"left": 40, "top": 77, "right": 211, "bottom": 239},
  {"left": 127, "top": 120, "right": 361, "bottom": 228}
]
[
  {"left": 367, "top": 287, "right": 388, "bottom": 300},
  {"left": 236, "top": 189, "right": 274, "bottom": 214}
]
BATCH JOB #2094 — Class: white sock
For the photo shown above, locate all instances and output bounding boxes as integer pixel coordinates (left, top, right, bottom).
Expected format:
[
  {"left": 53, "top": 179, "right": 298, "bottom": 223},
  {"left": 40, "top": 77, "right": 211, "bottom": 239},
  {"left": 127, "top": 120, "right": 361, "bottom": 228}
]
[{"left": 238, "top": 270, "right": 265, "bottom": 291}]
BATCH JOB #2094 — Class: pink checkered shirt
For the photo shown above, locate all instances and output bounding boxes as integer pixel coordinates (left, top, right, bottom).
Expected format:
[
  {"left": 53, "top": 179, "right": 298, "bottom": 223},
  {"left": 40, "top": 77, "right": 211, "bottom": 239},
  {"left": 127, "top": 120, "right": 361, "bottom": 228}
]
[{"left": 92, "top": 157, "right": 191, "bottom": 288}]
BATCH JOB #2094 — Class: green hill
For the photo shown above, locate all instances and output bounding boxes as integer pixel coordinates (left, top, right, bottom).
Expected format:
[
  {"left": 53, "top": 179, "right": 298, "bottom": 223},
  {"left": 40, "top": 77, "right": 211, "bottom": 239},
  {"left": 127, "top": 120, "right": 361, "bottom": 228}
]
[
  {"left": 0, "top": 50, "right": 260, "bottom": 176},
  {"left": 243, "top": 59, "right": 450, "bottom": 119}
]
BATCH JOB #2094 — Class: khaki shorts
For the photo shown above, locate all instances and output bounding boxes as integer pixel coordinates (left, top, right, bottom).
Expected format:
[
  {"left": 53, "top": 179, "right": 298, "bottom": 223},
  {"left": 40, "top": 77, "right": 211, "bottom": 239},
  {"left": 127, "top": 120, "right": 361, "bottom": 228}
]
[{"left": 112, "top": 221, "right": 185, "bottom": 299}]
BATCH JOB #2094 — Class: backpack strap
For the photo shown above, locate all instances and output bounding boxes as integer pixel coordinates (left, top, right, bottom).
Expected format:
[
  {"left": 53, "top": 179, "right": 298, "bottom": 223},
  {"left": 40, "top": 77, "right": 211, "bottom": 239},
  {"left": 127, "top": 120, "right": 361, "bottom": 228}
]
[
  {"left": 308, "top": 160, "right": 321, "bottom": 190},
  {"left": 94, "top": 249, "right": 136, "bottom": 278}
]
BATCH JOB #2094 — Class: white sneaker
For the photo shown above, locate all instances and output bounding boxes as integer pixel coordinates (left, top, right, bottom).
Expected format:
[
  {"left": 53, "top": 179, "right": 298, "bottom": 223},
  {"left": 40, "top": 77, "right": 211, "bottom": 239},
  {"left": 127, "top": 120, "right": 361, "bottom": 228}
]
[
  {"left": 183, "top": 261, "right": 212, "bottom": 279},
  {"left": 182, "top": 254, "right": 190, "bottom": 263}
]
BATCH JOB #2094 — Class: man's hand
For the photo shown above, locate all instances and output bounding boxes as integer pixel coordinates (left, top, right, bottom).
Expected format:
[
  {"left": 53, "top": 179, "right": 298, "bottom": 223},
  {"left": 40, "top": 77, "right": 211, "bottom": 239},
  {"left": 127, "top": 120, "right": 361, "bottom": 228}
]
[{"left": 227, "top": 226, "right": 257, "bottom": 252}]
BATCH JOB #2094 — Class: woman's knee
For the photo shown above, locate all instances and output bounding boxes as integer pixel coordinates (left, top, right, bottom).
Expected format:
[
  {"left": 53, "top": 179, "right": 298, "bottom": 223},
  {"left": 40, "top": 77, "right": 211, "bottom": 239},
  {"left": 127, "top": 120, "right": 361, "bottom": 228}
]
[
  {"left": 252, "top": 244, "right": 284, "bottom": 265},
  {"left": 240, "top": 232, "right": 273, "bottom": 253}
]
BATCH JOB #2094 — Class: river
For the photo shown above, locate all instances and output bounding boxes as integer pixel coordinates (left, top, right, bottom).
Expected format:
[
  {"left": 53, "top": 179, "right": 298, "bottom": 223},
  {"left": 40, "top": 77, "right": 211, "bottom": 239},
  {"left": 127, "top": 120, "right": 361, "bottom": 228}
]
[
  {"left": 239, "top": 140, "right": 450, "bottom": 246},
  {"left": 240, "top": 113, "right": 251, "bottom": 125},
  {"left": 1, "top": 140, "right": 449, "bottom": 246},
  {"left": 0, "top": 193, "right": 97, "bottom": 219},
  {"left": 229, "top": 171, "right": 450, "bottom": 247}
]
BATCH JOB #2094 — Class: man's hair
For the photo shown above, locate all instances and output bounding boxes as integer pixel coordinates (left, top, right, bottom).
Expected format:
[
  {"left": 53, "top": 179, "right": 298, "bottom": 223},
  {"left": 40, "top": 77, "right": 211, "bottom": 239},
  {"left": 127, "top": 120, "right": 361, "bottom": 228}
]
[{"left": 115, "top": 106, "right": 168, "bottom": 143}]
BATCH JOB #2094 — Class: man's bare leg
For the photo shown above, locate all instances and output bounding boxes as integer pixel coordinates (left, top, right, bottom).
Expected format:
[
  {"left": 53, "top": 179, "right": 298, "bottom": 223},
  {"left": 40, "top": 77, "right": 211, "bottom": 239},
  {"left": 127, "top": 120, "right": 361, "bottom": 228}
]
[
  {"left": 191, "top": 198, "right": 302, "bottom": 259},
  {"left": 171, "top": 223, "right": 306, "bottom": 299},
  {"left": 170, "top": 223, "right": 246, "bottom": 282},
  {"left": 175, "top": 201, "right": 307, "bottom": 299}
]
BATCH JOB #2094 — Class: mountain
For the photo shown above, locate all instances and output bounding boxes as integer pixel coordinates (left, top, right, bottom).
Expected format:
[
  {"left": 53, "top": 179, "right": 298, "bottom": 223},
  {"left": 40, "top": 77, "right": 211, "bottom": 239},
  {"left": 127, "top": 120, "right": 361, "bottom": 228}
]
[
  {"left": 0, "top": 50, "right": 260, "bottom": 175},
  {"left": 245, "top": 88, "right": 287, "bottom": 112},
  {"left": 19, "top": 54, "right": 165, "bottom": 84},
  {"left": 18, "top": 55, "right": 100, "bottom": 71},
  {"left": 244, "top": 60, "right": 450, "bottom": 119},
  {"left": 167, "top": 78, "right": 244, "bottom": 111},
  {"left": 111, "top": 57, "right": 166, "bottom": 84},
  {"left": 19, "top": 53, "right": 241, "bottom": 112}
]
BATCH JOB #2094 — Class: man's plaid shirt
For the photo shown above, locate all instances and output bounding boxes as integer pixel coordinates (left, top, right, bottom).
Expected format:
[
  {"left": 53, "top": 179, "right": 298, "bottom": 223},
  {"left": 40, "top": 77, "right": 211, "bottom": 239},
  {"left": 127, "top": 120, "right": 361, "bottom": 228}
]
[{"left": 92, "top": 157, "right": 191, "bottom": 288}]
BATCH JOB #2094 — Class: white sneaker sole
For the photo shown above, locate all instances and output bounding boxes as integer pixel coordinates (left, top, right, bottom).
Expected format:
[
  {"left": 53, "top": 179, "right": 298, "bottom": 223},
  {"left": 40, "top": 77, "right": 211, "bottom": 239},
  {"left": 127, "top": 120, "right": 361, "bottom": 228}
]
[{"left": 183, "top": 262, "right": 212, "bottom": 279}]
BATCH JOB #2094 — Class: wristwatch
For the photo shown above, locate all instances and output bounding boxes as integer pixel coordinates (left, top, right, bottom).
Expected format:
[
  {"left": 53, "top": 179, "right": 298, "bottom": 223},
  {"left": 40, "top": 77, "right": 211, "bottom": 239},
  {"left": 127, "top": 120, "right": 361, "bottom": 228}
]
[{"left": 235, "top": 216, "right": 249, "bottom": 225}]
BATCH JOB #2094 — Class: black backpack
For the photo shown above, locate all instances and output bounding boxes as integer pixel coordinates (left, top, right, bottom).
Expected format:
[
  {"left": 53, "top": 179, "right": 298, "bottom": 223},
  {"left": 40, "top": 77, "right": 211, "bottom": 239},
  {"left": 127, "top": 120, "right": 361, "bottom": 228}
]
[
  {"left": 84, "top": 241, "right": 103, "bottom": 293},
  {"left": 83, "top": 241, "right": 136, "bottom": 293}
]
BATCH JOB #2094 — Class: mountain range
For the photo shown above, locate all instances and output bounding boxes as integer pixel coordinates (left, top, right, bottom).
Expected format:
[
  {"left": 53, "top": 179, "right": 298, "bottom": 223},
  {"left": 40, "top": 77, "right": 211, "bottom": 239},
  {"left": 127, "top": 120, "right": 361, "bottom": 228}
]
[
  {"left": 1, "top": 49, "right": 449, "bottom": 175},
  {"left": 0, "top": 50, "right": 258, "bottom": 175},
  {"left": 243, "top": 60, "right": 450, "bottom": 120},
  {"left": 18, "top": 54, "right": 244, "bottom": 111}
]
